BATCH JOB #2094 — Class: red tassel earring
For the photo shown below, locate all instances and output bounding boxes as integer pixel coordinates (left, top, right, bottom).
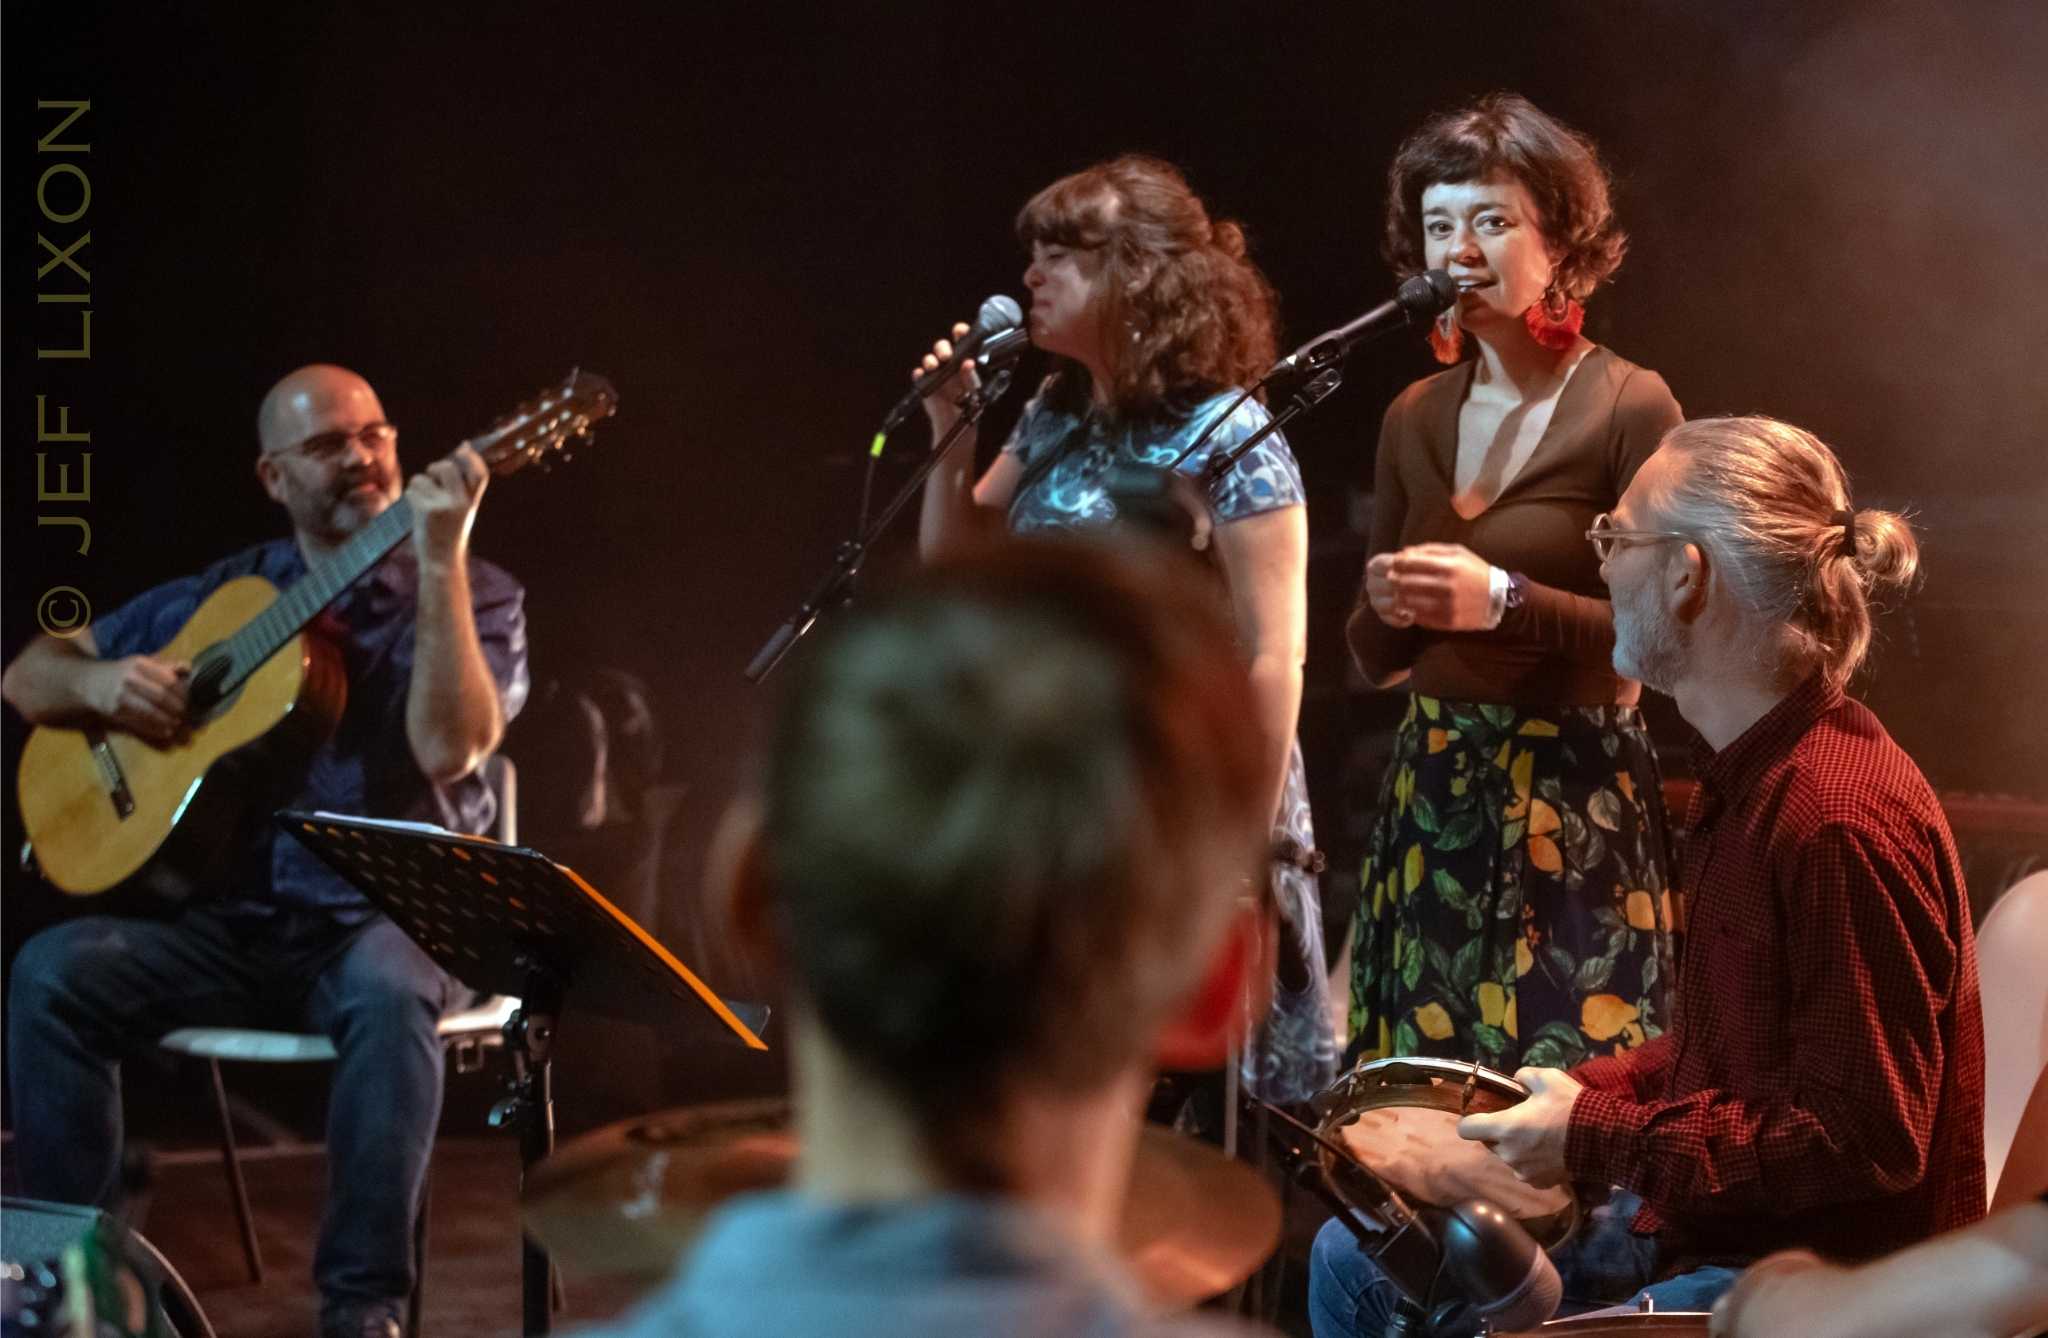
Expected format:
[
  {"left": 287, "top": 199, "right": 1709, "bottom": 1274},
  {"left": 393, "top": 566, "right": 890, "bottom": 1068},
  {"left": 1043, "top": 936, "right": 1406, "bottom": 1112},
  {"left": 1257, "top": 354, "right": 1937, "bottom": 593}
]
[
  {"left": 1427, "top": 308, "right": 1463, "bottom": 364},
  {"left": 1524, "top": 286, "right": 1584, "bottom": 351}
]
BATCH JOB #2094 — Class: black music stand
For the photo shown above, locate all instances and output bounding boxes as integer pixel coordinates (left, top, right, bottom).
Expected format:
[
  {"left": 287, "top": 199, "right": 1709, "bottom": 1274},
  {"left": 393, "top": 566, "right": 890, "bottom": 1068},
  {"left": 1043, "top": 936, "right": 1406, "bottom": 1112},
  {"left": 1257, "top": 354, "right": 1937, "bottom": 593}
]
[{"left": 277, "top": 811, "right": 769, "bottom": 1337}]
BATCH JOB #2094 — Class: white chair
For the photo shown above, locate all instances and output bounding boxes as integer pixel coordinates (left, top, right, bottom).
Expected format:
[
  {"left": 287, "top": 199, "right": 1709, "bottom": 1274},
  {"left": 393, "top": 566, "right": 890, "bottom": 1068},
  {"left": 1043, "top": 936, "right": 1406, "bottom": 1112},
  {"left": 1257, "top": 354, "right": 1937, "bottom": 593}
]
[
  {"left": 1990, "top": 1060, "right": 2048, "bottom": 1212},
  {"left": 1976, "top": 868, "right": 2048, "bottom": 1205},
  {"left": 156, "top": 756, "right": 520, "bottom": 1334}
]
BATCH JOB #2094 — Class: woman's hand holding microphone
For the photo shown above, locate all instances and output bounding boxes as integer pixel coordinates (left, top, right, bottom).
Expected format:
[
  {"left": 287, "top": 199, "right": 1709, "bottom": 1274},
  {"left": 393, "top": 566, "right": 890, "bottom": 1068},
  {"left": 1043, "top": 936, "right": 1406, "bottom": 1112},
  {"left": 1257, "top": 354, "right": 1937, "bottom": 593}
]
[{"left": 911, "top": 321, "right": 983, "bottom": 442}]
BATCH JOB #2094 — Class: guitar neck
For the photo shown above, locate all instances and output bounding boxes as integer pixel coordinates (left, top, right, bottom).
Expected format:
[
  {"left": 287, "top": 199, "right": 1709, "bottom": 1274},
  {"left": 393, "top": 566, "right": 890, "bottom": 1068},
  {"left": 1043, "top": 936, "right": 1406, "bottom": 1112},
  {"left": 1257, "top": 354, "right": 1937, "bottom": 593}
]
[{"left": 220, "top": 500, "right": 414, "bottom": 689}]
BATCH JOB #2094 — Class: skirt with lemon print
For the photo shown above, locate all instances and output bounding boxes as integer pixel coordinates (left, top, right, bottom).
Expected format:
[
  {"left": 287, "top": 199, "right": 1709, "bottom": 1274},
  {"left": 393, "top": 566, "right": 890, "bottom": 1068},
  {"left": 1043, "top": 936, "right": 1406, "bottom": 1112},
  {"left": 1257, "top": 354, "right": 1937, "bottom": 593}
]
[{"left": 1348, "top": 694, "right": 1677, "bottom": 1073}]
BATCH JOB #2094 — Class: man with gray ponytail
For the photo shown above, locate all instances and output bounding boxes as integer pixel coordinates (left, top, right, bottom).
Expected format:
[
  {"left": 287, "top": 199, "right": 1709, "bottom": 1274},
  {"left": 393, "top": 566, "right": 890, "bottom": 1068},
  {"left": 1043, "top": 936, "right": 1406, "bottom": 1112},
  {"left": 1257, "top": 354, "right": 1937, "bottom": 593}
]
[
  {"left": 1449, "top": 414, "right": 1986, "bottom": 1310},
  {"left": 1601, "top": 414, "right": 1922, "bottom": 703}
]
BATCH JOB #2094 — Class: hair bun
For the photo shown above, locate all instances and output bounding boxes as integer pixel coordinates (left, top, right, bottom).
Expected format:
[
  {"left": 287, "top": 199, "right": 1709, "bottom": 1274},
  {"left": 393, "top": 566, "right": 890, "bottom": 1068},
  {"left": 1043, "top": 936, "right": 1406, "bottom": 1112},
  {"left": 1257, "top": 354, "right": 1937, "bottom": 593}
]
[
  {"left": 1849, "top": 507, "right": 1920, "bottom": 591},
  {"left": 1210, "top": 218, "right": 1247, "bottom": 259}
]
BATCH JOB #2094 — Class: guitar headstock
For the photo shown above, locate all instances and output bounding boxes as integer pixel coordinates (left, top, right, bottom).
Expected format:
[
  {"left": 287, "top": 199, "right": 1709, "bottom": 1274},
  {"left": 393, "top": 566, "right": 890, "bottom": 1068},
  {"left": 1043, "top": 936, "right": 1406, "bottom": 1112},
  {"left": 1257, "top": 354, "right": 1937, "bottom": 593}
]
[{"left": 465, "top": 369, "right": 619, "bottom": 476}]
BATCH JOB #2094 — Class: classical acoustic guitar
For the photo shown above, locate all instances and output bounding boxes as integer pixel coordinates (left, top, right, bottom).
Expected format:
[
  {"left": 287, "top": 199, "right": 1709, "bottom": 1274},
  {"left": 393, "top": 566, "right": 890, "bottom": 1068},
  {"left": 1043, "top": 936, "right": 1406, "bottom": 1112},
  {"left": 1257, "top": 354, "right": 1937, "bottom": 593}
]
[{"left": 17, "top": 370, "right": 618, "bottom": 900}]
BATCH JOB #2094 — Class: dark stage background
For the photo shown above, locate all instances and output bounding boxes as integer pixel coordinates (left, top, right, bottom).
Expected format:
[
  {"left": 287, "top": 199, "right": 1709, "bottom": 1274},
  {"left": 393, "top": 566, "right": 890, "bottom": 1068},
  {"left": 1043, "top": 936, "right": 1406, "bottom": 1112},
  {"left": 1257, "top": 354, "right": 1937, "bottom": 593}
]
[{"left": 6, "top": 2, "right": 2046, "bottom": 1133}]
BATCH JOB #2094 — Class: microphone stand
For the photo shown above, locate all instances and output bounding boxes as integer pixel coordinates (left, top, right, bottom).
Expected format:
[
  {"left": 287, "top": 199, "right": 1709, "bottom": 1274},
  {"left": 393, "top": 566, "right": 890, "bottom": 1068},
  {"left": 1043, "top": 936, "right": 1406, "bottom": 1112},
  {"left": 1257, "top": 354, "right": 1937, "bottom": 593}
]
[
  {"left": 1195, "top": 363, "right": 1346, "bottom": 494},
  {"left": 745, "top": 368, "right": 1014, "bottom": 683},
  {"left": 1139, "top": 266, "right": 1452, "bottom": 500},
  {"left": 1159, "top": 282, "right": 1436, "bottom": 491}
]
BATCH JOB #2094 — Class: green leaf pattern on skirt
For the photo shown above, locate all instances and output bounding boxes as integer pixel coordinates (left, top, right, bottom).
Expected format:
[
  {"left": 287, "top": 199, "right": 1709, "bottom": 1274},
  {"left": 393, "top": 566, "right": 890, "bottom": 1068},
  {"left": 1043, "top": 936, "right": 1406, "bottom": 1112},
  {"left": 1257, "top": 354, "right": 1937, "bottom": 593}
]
[{"left": 1349, "top": 695, "right": 1677, "bottom": 1074}]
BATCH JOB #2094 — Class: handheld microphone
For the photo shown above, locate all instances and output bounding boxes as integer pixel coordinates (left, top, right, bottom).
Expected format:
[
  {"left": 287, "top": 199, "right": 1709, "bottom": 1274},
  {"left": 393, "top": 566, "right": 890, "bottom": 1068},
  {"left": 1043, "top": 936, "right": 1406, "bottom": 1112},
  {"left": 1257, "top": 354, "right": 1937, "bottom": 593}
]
[
  {"left": 1271, "top": 269, "right": 1459, "bottom": 376},
  {"left": 965, "top": 323, "right": 1031, "bottom": 374},
  {"left": 882, "top": 294, "right": 1024, "bottom": 432}
]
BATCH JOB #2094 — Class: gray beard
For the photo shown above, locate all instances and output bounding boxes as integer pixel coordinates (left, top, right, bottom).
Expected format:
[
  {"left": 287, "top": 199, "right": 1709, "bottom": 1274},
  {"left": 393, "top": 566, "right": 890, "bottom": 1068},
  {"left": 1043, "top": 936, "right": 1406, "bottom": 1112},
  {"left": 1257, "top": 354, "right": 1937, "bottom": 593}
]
[{"left": 1612, "top": 582, "right": 1688, "bottom": 695}]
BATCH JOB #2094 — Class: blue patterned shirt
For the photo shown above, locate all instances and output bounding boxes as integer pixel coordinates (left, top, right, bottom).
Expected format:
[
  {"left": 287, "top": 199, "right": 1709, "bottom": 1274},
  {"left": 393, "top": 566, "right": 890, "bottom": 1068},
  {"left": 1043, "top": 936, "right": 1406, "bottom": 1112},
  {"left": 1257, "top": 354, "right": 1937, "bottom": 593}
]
[
  {"left": 1001, "top": 387, "right": 1306, "bottom": 533},
  {"left": 88, "top": 537, "right": 529, "bottom": 921},
  {"left": 998, "top": 383, "right": 1338, "bottom": 1103}
]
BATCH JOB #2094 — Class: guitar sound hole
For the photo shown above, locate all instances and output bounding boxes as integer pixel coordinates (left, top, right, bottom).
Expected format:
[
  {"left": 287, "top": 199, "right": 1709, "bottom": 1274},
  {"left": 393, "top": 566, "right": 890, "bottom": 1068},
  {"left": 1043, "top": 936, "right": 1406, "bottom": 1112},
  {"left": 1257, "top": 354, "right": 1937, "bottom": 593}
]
[{"left": 186, "top": 649, "right": 235, "bottom": 721}]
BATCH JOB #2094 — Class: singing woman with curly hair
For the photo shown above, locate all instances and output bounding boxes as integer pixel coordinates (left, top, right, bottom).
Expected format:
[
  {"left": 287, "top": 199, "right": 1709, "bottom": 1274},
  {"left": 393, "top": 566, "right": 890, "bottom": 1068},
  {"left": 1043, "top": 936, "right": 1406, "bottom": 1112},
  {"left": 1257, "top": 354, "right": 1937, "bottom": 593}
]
[
  {"left": 915, "top": 153, "right": 1338, "bottom": 1103},
  {"left": 1341, "top": 94, "right": 1682, "bottom": 1082}
]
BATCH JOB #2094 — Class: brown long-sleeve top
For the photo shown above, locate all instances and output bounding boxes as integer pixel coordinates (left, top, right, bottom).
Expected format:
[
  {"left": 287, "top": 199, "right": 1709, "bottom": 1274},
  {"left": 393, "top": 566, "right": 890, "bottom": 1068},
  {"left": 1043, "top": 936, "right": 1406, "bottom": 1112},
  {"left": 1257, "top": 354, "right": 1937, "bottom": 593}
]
[{"left": 1345, "top": 345, "right": 1682, "bottom": 707}]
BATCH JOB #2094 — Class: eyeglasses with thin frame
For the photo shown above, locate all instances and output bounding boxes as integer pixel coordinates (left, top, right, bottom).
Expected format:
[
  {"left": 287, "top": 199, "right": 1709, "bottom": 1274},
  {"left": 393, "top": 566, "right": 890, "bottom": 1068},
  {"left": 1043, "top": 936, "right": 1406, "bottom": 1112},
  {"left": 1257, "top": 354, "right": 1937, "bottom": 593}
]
[
  {"left": 1585, "top": 511, "right": 1693, "bottom": 562},
  {"left": 278, "top": 422, "right": 398, "bottom": 464}
]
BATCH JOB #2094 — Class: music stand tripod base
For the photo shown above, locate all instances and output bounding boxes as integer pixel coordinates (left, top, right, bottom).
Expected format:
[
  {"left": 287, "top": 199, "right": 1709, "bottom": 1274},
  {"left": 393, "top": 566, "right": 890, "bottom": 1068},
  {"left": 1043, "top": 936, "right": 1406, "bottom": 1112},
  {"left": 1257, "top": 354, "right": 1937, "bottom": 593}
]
[{"left": 278, "top": 812, "right": 769, "bottom": 1335}]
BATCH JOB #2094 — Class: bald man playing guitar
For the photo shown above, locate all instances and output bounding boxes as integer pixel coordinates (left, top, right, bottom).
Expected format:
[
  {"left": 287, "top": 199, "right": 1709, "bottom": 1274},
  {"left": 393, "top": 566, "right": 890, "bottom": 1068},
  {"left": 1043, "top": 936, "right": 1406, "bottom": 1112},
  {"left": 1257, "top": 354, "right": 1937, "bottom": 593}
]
[{"left": 4, "top": 364, "right": 530, "bottom": 1338}]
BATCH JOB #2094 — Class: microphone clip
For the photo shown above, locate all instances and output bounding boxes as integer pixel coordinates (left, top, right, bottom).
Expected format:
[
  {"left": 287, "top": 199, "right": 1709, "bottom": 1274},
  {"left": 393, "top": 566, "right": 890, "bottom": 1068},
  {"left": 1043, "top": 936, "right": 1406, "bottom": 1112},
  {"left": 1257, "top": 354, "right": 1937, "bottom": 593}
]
[{"left": 952, "top": 366, "right": 1014, "bottom": 418}]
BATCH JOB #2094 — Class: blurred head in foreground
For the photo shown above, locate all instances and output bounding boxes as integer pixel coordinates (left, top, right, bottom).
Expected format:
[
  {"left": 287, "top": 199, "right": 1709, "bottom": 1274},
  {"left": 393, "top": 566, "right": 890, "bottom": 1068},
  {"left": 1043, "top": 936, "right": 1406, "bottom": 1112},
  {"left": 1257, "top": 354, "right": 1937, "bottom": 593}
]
[{"left": 724, "top": 535, "right": 1271, "bottom": 1209}]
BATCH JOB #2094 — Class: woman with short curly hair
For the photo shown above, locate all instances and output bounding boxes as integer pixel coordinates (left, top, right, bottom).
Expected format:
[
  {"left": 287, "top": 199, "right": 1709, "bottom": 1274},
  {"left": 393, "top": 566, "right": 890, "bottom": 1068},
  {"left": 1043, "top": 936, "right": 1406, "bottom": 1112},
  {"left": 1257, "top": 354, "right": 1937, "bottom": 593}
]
[
  {"left": 916, "top": 153, "right": 1338, "bottom": 1104},
  {"left": 1341, "top": 94, "right": 1682, "bottom": 1083}
]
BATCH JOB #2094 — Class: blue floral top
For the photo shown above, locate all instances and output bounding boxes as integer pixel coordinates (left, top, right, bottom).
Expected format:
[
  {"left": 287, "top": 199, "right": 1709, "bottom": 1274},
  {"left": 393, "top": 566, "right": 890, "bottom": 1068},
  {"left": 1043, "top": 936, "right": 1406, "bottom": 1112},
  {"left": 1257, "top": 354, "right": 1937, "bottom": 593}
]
[
  {"left": 1001, "top": 387, "right": 1307, "bottom": 532},
  {"left": 997, "top": 383, "right": 1338, "bottom": 1103}
]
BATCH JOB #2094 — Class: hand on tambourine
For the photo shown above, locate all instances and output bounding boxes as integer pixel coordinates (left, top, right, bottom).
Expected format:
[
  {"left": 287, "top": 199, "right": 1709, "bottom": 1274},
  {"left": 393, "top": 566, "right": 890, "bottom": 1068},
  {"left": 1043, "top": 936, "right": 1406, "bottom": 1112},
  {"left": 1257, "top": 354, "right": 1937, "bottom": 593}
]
[
  {"left": 912, "top": 321, "right": 983, "bottom": 442},
  {"left": 1456, "top": 1065, "right": 1581, "bottom": 1188}
]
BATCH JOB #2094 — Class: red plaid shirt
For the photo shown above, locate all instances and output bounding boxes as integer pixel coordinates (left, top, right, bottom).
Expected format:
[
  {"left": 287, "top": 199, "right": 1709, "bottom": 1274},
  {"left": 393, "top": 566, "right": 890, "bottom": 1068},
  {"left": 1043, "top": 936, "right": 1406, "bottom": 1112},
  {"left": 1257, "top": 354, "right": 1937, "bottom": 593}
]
[{"left": 1565, "top": 675, "right": 1986, "bottom": 1262}]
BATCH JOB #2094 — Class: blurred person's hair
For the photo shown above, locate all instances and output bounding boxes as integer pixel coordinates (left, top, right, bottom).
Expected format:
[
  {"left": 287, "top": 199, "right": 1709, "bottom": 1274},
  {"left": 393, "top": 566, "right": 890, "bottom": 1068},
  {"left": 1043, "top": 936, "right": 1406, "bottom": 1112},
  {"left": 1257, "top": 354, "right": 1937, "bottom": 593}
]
[{"left": 762, "top": 537, "right": 1268, "bottom": 1172}]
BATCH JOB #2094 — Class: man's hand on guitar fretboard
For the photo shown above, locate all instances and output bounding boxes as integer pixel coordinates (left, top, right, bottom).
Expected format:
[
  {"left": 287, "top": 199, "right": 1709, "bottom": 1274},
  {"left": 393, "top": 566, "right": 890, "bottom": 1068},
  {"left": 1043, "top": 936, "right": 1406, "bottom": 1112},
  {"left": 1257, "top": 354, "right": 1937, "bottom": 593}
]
[{"left": 407, "top": 443, "right": 492, "bottom": 565}]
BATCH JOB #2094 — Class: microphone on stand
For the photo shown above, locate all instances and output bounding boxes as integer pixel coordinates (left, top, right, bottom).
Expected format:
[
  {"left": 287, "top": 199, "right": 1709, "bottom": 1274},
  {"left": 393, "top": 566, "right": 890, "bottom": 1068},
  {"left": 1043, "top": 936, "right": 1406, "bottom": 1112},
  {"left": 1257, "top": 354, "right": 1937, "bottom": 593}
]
[
  {"left": 751, "top": 297, "right": 1028, "bottom": 685},
  {"left": 1270, "top": 269, "right": 1459, "bottom": 376},
  {"left": 881, "top": 294, "right": 1025, "bottom": 432},
  {"left": 1157, "top": 269, "right": 1456, "bottom": 487}
]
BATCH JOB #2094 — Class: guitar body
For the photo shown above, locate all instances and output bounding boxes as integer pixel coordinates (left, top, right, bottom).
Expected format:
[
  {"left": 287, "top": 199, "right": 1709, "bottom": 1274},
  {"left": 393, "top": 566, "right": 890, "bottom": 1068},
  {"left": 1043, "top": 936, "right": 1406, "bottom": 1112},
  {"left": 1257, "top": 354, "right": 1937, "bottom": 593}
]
[{"left": 17, "top": 575, "right": 347, "bottom": 900}]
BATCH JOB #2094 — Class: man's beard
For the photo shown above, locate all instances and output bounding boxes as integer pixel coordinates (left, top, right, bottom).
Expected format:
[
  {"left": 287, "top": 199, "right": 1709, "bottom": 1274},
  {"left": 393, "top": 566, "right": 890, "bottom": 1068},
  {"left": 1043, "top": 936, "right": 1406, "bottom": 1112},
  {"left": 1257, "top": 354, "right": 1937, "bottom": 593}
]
[
  {"left": 1612, "top": 576, "right": 1688, "bottom": 694},
  {"left": 327, "top": 473, "right": 397, "bottom": 534}
]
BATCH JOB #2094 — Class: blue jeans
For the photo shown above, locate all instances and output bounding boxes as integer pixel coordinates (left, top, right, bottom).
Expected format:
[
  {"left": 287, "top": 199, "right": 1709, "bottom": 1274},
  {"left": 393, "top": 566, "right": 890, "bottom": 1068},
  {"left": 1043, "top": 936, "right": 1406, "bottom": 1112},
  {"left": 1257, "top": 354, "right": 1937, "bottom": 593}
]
[
  {"left": 7, "top": 907, "right": 455, "bottom": 1316},
  {"left": 1308, "top": 1190, "right": 1743, "bottom": 1336}
]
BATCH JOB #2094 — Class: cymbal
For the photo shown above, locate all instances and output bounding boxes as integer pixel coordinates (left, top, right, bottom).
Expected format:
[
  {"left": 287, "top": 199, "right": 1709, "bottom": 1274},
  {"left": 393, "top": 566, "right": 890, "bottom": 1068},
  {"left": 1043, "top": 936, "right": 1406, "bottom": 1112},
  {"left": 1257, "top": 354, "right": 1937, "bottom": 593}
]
[
  {"left": 523, "top": 1099, "right": 794, "bottom": 1281},
  {"left": 1120, "top": 1121, "right": 1283, "bottom": 1305},
  {"left": 522, "top": 1098, "right": 1280, "bottom": 1308}
]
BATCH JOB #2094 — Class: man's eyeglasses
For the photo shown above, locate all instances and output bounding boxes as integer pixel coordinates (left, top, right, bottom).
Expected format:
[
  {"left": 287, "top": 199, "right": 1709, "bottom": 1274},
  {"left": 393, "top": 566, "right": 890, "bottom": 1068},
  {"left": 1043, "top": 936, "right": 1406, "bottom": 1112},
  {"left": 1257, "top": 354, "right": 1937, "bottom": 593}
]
[
  {"left": 1585, "top": 512, "right": 1692, "bottom": 562},
  {"left": 279, "top": 422, "right": 397, "bottom": 464}
]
